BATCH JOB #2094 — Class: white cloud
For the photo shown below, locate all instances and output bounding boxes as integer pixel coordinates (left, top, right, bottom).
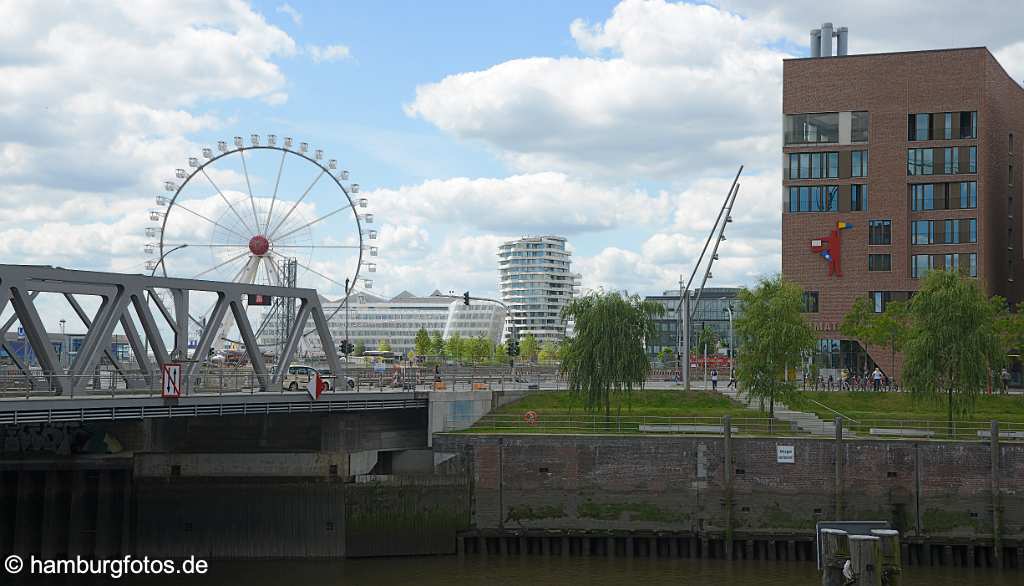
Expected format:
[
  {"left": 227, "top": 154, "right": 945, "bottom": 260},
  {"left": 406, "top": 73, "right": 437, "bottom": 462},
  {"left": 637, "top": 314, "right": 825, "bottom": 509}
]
[
  {"left": 368, "top": 172, "right": 672, "bottom": 234},
  {"left": 406, "top": 0, "right": 790, "bottom": 179},
  {"left": 0, "top": 0, "right": 296, "bottom": 272},
  {"left": 307, "top": 44, "right": 351, "bottom": 63},
  {"left": 276, "top": 3, "right": 302, "bottom": 25}
]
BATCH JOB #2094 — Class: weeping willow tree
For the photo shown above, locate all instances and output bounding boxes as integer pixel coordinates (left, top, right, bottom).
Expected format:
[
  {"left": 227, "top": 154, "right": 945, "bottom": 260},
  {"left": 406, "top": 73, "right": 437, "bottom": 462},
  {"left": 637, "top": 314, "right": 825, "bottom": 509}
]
[
  {"left": 902, "top": 270, "right": 1004, "bottom": 435},
  {"left": 560, "top": 291, "right": 664, "bottom": 417},
  {"left": 735, "top": 275, "right": 815, "bottom": 418}
]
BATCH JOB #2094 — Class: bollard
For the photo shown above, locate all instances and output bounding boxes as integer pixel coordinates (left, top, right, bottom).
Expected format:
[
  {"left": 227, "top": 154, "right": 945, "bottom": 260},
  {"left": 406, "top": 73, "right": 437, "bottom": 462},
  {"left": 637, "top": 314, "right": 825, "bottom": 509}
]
[
  {"left": 821, "top": 528, "right": 849, "bottom": 586},
  {"left": 848, "top": 535, "right": 882, "bottom": 586},
  {"left": 870, "top": 529, "right": 901, "bottom": 585}
]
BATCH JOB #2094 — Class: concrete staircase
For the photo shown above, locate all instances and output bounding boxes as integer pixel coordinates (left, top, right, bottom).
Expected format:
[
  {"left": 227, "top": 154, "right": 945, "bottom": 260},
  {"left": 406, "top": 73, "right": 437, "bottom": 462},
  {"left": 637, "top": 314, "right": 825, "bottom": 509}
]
[{"left": 716, "top": 384, "right": 855, "bottom": 437}]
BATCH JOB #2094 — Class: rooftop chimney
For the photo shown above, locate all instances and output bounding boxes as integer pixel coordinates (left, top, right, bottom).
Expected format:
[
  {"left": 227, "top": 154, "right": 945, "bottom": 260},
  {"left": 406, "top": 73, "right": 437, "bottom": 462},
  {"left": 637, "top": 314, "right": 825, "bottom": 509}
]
[{"left": 810, "top": 23, "right": 849, "bottom": 57}]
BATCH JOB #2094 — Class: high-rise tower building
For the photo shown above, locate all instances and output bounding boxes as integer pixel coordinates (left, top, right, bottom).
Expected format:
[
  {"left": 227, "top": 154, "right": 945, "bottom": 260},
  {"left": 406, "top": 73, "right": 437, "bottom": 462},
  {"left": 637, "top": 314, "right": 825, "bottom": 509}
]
[{"left": 498, "top": 236, "right": 581, "bottom": 344}]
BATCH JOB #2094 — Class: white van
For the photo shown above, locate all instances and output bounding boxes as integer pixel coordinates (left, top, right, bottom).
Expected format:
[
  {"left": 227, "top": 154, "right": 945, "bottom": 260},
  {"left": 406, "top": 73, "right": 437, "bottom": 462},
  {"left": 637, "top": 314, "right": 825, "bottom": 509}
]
[{"left": 282, "top": 365, "right": 336, "bottom": 393}]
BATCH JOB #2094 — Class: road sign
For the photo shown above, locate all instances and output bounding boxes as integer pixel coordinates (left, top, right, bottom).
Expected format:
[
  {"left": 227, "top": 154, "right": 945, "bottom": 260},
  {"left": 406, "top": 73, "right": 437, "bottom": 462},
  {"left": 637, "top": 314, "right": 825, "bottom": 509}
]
[
  {"left": 373, "top": 362, "right": 387, "bottom": 373},
  {"left": 161, "top": 363, "right": 182, "bottom": 398},
  {"left": 306, "top": 372, "right": 324, "bottom": 400},
  {"left": 16, "top": 326, "right": 24, "bottom": 338}
]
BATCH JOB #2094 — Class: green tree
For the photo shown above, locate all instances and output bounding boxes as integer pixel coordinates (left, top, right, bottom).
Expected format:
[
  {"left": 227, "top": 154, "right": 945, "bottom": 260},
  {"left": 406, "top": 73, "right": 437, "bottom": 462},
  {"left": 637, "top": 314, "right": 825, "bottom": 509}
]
[
  {"left": 377, "top": 339, "right": 392, "bottom": 352},
  {"left": 735, "top": 275, "right": 815, "bottom": 419},
  {"left": 696, "top": 325, "right": 720, "bottom": 355},
  {"left": 413, "top": 327, "right": 431, "bottom": 357},
  {"left": 902, "top": 270, "right": 1004, "bottom": 435},
  {"left": 520, "top": 334, "right": 540, "bottom": 362},
  {"left": 446, "top": 333, "right": 464, "bottom": 362},
  {"left": 559, "top": 290, "right": 664, "bottom": 417},
  {"left": 429, "top": 331, "right": 444, "bottom": 356},
  {"left": 657, "top": 347, "right": 675, "bottom": 365},
  {"left": 494, "top": 342, "right": 508, "bottom": 363},
  {"left": 354, "top": 341, "right": 365, "bottom": 356},
  {"left": 840, "top": 296, "right": 911, "bottom": 374},
  {"left": 538, "top": 341, "right": 559, "bottom": 362}
]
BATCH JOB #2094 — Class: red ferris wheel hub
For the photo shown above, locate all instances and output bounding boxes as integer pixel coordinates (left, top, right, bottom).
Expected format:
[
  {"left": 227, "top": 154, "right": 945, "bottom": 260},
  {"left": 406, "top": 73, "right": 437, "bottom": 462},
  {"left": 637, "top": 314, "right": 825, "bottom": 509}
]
[{"left": 248, "top": 235, "right": 270, "bottom": 256}]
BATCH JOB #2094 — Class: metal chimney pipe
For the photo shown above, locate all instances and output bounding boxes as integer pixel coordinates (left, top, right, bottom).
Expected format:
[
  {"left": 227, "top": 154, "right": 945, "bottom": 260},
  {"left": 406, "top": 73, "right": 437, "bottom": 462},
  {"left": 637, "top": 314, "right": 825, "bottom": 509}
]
[
  {"left": 837, "top": 27, "right": 848, "bottom": 56},
  {"left": 820, "top": 22, "right": 834, "bottom": 57},
  {"left": 810, "top": 29, "right": 822, "bottom": 57}
]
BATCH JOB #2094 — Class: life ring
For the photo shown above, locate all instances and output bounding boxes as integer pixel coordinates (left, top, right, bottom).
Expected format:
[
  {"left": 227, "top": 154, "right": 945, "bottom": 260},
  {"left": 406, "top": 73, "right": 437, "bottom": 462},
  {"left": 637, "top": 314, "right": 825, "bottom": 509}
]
[
  {"left": 320, "top": 380, "right": 330, "bottom": 394},
  {"left": 523, "top": 410, "right": 538, "bottom": 425}
]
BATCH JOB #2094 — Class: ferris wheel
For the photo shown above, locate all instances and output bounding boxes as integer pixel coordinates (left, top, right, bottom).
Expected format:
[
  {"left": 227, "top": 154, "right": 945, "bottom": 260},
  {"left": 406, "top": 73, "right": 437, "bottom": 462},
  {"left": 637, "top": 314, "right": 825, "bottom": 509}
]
[{"left": 144, "top": 134, "right": 377, "bottom": 353}]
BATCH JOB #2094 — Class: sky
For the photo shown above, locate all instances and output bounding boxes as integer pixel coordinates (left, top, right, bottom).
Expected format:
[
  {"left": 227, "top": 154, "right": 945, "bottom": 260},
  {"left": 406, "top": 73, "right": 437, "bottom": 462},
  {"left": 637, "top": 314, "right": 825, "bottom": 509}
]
[{"left": 4, "top": 0, "right": 1024, "bottom": 313}]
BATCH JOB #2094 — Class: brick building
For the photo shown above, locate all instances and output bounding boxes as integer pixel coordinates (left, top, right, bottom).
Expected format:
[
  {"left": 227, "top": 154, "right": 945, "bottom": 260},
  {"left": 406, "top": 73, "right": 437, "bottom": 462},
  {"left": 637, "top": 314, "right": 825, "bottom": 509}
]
[{"left": 782, "top": 46, "right": 1023, "bottom": 379}]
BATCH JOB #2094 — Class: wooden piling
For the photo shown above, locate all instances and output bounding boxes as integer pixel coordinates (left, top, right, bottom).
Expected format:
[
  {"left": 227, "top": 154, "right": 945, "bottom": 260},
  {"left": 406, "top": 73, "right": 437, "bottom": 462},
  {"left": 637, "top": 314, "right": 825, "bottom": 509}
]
[
  {"left": 848, "top": 535, "right": 882, "bottom": 586},
  {"left": 821, "top": 528, "right": 849, "bottom": 586},
  {"left": 870, "top": 529, "right": 901, "bottom": 586}
]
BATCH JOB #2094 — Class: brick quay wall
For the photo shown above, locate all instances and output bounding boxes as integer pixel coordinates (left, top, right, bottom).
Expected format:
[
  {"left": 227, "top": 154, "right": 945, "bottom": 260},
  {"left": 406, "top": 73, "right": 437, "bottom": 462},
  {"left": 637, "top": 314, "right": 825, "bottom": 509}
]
[{"left": 434, "top": 432, "right": 1024, "bottom": 567}]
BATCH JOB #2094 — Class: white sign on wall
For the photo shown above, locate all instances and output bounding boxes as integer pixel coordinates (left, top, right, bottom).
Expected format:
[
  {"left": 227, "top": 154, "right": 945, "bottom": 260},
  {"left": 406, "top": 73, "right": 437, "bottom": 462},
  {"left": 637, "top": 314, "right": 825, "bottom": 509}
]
[{"left": 776, "top": 445, "right": 795, "bottom": 464}]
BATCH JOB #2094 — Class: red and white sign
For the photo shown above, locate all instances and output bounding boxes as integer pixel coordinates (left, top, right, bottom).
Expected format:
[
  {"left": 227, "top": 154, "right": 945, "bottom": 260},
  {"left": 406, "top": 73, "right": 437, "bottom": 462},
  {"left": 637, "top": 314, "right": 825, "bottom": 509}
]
[
  {"left": 307, "top": 372, "right": 324, "bottom": 400},
  {"left": 161, "top": 363, "right": 182, "bottom": 398}
]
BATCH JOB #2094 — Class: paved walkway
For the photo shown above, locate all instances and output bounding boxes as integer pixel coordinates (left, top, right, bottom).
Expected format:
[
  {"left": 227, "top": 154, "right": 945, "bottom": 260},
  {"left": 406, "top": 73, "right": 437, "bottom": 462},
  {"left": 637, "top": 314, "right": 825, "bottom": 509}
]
[{"left": 713, "top": 382, "right": 855, "bottom": 437}]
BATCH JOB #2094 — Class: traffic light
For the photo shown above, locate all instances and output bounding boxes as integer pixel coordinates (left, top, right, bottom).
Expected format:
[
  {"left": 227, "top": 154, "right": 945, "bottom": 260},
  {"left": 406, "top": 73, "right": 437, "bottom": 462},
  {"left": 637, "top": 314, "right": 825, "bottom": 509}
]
[
  {"left": 507, "top": 339, "right": 519, "bottom": 357},
  {"left": 340, "top": 339, "right": 354, "bottom": 355},
  {"left": 463, "top": 291, "right": 470, "bottom": 306}
]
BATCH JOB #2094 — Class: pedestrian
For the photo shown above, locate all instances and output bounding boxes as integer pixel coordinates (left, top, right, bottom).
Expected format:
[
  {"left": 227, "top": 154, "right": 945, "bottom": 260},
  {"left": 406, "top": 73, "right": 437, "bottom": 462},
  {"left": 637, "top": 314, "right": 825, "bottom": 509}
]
[
  {"left": 727, "top": 372, "right": 737, "bottom": 389},
  {"left": 872, "top": 366, "right": 882, "bottom": 392},
  {"left": 1001, "top": 367, "right": 1011, "bottom": 394},
  {"left": 827, "top": 374, "right": 834, "bottom": 391},
  {"left": 710, "top": 368, "right": 718, "bottom": 391},
  {"left": 433, "top": 363, "right": 441, "bottom": 383}
]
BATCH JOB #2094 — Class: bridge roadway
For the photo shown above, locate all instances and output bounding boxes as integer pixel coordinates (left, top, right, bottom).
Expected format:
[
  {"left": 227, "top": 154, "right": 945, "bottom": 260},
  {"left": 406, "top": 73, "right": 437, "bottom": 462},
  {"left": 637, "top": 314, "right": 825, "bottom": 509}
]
[{"left": 0, "top": 389, "right": 427, "bottom": 425}]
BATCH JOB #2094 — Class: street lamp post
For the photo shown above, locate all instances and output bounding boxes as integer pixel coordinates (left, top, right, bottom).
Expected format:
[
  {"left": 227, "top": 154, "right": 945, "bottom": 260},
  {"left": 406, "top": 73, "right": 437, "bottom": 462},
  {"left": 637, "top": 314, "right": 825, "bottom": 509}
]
[
  {"left": 59, "top": 319, "right": 66, "bottom": 369},
  {"left": 724, "top": 304, "right": 734, "bottom": 379},
  {"left": 345, "top": 277, "right": 350, "bottom": 363}
]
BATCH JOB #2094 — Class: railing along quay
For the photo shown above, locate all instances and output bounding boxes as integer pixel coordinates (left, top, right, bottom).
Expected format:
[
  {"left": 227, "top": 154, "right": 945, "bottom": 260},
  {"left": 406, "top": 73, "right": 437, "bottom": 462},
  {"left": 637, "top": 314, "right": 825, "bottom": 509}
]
[{"left": 445, "top": 413, "right": 1024, "bottom": 441}]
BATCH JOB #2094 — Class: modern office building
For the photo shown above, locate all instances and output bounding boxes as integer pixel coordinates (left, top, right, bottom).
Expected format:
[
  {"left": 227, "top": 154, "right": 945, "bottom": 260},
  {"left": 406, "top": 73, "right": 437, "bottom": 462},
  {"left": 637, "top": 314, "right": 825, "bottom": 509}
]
[
  {"left": 1, "top": 332, "right": 131, "bottom": 368},
  {"left": 269, "top": 290, "right": 507, "bottom": 358},
  {"left": 498, "top": 236, "right": 581, "bottom": 344},
  {"left": 645, "top": 288, "right": 742, "bottom": 362},
  {"left": 782, "top": 31, "right": 1022, "bottom": 378}
]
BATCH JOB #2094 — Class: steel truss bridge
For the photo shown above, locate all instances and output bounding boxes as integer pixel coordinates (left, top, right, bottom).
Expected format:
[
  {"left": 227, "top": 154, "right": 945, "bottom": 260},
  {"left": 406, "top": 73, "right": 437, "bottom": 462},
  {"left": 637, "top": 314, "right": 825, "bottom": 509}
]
[{"left": 0, "top": 265, "right": 428, "bottom": 422}]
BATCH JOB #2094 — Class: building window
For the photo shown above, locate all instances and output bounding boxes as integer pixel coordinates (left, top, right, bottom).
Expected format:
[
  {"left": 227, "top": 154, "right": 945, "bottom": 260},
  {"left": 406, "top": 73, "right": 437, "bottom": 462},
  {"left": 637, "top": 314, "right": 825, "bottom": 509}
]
[
  {"left": 943, "top": 147, "right": 959, "bottom": 174},
  {"left": 968, "top": 146, "right": 977, "bottom": 174},
  {"left": 827, "top": 152, "right": 839, "bottom": 177},
  {"left": 944, "top": 253, "right": 959, "bottom": 272},
  {"left": 852, "top": 111, "right": 869, "bottom": 143},
  {"left": 851, "top": 150, "right": 868, "bottom": 177},
  {"left": 968, "top": 253, "right": 977, "bottom": 277},
  {"left": 802, "top": 291, "right": 819, "bottom": 313},
  {"left": 960, "top": 111, "right": 977, "bottom": 139},
  {"left": 1011, "top": 132, "right": 1015, "bottom": 154},
  {"left": 1011, "top": 164, "right": 1015, "bottom": 187},
  {"left": 908, "top": 148, "right": 933, "bottom": 175},
  {"left": 969, "top": 218, "right": 977, "bottom": 243},
  {"left": 868, "top": 220, "right": 891, "bottom": 245},
  {"left": 944, "top": 219, "right": 959, "bottom": 244},
  {"left": 868, "top": 254, "right": 891, "bottom": 271},
  {"left": 944, "top": 112, "right": 953, "bottom": 140},
  {"left": 911, "top": 184, "right": 935, "bottom": 211},
  {"left": 909, "top": 113, "right": 931, "bottom": 141},
  {"left": 911, "top": 220, "right": 934, "bottom": 245},
  {"left": 870, "top": 291, "right": 892, "bottom": 313},
  {"left": 788, "top": 186, "right": 838, "bottom": 212},
  {"left": 850, "top": 184, "right": 867, "bottom": 211},
  {"left": 788, "top": 152, "right": 838, "bottom": 179},
  {"left": 911, "top": 254, "right": 931, "bottom": 278},
  {"left": 785, "top": 112, "right": 840, "bottom": 145},
  {"left": 960, "top": 181, "right": 977, "bottom": 209}
]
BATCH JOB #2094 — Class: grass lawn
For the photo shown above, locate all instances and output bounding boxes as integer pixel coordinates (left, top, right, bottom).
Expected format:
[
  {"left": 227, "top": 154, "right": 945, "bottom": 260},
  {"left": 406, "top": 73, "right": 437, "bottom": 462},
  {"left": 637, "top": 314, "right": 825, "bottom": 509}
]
[
  {"left": 491, "top": 389, "right": 761, "bottom": 418},
  {"left": 797, "top": 390, "right": 1024, "bottom": 424}
]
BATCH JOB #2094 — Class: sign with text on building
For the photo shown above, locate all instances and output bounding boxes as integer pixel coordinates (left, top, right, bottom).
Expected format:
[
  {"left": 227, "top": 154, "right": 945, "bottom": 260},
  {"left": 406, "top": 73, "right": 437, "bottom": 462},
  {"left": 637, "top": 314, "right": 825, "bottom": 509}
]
[
  {"left": 161, "top": 363, "right": 182, "bottom": 398},
  {"left": 776, "top": 445, "right": 795, "bottom": 464}
]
